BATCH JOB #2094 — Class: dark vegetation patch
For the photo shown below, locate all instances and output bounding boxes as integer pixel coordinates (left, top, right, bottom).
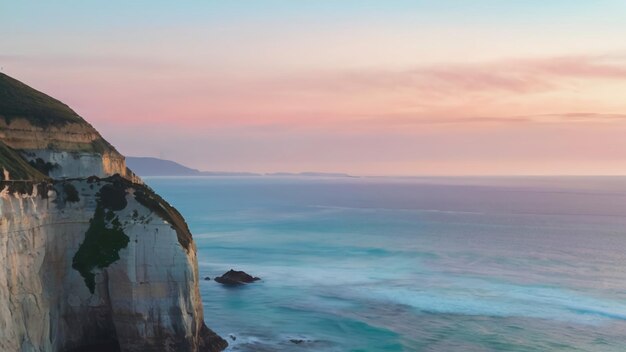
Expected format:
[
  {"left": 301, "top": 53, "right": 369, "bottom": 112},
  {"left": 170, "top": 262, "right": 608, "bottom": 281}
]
[
  {"left": 98, "top": 182, "right": 128, "bottom": 211},
  {"left": 97, "top": 176, "right": 193, "bottom": 250},
  {"left": 0, "top": 73, "right": 83, "bottom": 127},
  {"left": 28, "top": 157, "right": 58, "bottom": 176},
  {"left": 1, "top": 180, "right": 54, "bottom": 195},
  {"left": 63, "top": 183, "right": 80, "bottom": 202},
  {"left": 72, "top": 180, "right": 130, "bottom": 293},
  {"left": 37, "top": 183, "right": 51, "bottom": 199},
  {"left": 1, "top": 181, "right": 34, "bottom": 195},
  {"left": 71, "top": 174, "right": 195, "bottom": 292}
]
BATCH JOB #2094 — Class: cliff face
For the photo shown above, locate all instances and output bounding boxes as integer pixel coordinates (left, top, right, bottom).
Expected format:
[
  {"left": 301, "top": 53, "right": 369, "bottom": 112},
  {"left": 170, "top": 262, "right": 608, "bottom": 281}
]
[{"left": 0, "top": 73, "right": 226, "bottom": 352}]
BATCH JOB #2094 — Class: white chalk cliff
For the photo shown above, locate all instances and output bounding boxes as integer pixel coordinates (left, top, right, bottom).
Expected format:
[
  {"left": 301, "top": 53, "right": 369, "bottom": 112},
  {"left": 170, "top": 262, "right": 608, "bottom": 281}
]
[{"left": 0, "top": 73, "right": 227, "bottom": 352}]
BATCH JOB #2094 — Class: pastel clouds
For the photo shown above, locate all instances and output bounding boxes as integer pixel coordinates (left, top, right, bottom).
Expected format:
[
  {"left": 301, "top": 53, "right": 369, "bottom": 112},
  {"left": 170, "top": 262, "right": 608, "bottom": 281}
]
[{"left": 3, "top": 1, "right": 626, "bottom": 175}]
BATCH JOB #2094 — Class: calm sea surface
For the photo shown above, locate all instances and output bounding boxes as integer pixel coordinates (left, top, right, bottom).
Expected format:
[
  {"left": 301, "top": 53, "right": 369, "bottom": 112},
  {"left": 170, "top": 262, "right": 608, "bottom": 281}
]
[{"left": 146, "top": 176, "right": 626, "bottom": 352}]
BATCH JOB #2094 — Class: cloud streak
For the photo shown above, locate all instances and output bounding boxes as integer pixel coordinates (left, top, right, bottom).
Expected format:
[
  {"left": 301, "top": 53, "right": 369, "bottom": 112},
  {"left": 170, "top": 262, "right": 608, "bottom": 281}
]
[
  {"left": 5, "top": 52, "right": 626, "bottom": 175},
  {"left": 352, "top": 112, "right": 626, "bottom": 128},
  {"left": 7, "top": 53, "right": 626, "bottom": 133},
  {"left": 276, "top": 54, "right": 626, "bottom": 97}
]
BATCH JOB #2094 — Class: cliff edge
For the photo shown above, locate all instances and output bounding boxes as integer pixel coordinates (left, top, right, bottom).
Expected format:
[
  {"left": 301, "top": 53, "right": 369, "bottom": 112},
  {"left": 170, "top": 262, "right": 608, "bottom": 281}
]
[{"left": 0, "top": 73, "right": 227, "bottom": 352}]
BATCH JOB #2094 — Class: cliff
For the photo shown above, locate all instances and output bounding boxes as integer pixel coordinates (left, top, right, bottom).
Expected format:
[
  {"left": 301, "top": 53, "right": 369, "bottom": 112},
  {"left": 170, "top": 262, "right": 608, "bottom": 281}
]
[{"left": 0, "top": 73, "right": 227, "bottom": 352}]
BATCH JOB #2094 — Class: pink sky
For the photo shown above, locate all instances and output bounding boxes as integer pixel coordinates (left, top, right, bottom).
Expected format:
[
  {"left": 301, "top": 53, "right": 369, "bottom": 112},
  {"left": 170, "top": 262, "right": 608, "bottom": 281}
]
[{"left": 3, "top": 1, "right": 626, "bottom": 175}]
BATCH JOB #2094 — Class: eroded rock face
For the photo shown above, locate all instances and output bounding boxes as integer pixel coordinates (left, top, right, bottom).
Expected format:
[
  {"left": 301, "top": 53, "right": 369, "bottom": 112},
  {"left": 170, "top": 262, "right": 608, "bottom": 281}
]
[
  {"left": 0, "top": 73, "right": 226, "bottom": 351},
  {"left": 0, "top": 118, "right": 141, "bottom": 183},
  {"left": 0, "top": 178, "right": 227, "bottom": 352}
]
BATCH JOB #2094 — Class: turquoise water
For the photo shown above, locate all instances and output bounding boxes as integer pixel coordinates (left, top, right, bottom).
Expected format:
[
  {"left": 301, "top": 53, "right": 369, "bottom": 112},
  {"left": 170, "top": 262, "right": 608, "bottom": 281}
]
[{"left": 146, "top": 176, "right": 626, "bottom": 351}]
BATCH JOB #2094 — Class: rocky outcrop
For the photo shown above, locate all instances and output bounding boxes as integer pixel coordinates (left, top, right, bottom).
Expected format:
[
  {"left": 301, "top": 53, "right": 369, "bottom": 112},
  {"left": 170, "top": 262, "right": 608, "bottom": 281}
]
[
  {"left": 214, "top": 270, "right": 261, "bottom": 286},
  {"left": 0, "top": 73, "right": 226, "bottom": 351}
]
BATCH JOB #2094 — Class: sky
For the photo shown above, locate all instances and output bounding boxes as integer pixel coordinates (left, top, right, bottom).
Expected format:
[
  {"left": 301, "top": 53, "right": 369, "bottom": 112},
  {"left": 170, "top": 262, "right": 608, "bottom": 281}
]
[{"left": 2, "top": 0, "right": 626, "bottom": 175}]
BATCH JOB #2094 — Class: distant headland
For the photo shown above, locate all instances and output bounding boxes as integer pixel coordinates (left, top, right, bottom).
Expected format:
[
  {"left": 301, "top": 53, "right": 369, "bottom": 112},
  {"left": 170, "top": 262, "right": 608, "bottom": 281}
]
[{"left": 126, "top": 156, "right": 356, "bottom": 178}]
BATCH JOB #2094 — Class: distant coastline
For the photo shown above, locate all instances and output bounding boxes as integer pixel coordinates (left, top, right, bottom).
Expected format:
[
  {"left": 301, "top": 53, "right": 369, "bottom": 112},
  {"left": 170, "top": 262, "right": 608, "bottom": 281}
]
[{"left": 126, "top": 156, "right": 356, "bottom": 178}]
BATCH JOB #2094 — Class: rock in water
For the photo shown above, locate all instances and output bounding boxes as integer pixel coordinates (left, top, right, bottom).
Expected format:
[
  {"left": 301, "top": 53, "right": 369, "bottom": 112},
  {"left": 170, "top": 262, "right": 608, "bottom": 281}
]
[
  {"left": 214, "top": 269, "right": 261, "bottom": 285},
  {"left": 0, "top": 73, "right": 227, "bottom": 352}
]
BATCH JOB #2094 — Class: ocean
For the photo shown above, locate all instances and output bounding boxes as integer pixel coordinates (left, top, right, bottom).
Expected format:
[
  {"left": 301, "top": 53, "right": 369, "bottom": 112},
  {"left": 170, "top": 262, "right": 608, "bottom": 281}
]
[{"left": 146, "top": 176, "right": 626, "bottom": 352}]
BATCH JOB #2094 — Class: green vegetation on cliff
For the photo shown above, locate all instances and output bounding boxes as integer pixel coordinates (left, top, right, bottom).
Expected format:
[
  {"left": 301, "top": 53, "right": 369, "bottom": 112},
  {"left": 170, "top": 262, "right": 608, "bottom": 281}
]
[
  {"left": 71, "top": 175, "right": 194, "bottom": 293},
  {"left": 72, "top": 180, "right": 130, "bottom": 293},
  {"left": 0, "top": 73, "right": 84, "bottom": 127},
  {"left": 63, "top": 183, "right": 80, "bottom": 202},
  {"left": 28, "top": 157, "right": 58, "bottom": 176}
]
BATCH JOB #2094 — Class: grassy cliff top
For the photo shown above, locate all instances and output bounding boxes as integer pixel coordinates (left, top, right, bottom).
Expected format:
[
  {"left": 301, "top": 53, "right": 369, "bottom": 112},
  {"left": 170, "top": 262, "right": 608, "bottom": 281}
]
[
  {"left": 0, "top": 141, "right": 48, "bottom": 181},
  {"left": 0, "top": 73, "right": 85, "bottom": 127}
]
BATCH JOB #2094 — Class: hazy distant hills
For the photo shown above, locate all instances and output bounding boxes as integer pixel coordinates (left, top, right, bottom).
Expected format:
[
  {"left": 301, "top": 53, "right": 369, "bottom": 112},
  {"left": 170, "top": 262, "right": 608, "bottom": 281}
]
[
  {"left": 126, "top": 157, "right": 355, "bottom": 177},
  {"left": 126, "top": 157, "right": 260, "bottom": 176}
]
